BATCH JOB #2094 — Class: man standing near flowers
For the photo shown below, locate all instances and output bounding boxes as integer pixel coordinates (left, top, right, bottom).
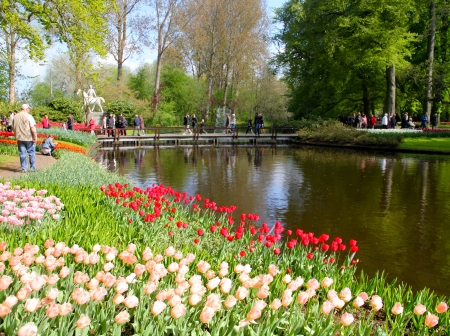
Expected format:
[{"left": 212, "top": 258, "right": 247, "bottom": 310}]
[{"left": 12, "top": 104, "right": 37, "bottom": 172}]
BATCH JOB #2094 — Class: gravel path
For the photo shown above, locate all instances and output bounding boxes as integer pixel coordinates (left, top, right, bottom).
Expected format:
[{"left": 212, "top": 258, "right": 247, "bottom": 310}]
[{"left": 0, "top": 153, "right": 57, "bottom": 180}]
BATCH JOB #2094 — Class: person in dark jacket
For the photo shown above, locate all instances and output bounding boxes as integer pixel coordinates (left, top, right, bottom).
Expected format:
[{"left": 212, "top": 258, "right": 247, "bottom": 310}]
[
  {"left": 431, "top": 113, "right": 438, "bottom": 129},
  {"left": 67, "top": 114, "right": 74, "bottom": 130},
  {"left": 183, "top": 114, "right": 189, "bottom": 134},
  {"left": 246, "top": 117, "right": 253, "bottom": 134},
  {"left": 390, "top": 113, "right": 397, "bottom": 129}
]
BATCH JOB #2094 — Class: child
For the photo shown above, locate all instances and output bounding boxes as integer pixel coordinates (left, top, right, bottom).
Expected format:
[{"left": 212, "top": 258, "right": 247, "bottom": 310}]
[{"left": 41, "top": 135, "right": 58, "bottom": 156}]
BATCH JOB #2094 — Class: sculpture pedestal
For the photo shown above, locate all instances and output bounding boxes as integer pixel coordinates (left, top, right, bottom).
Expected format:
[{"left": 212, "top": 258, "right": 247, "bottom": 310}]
[{"left": 88, "top": 112, "right": 104, "bottom": 126}]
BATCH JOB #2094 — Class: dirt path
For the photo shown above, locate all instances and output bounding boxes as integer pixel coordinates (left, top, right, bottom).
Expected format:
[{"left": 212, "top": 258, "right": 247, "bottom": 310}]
[{"left": 0, "top": 153, "right": 57, "bottom": 180}]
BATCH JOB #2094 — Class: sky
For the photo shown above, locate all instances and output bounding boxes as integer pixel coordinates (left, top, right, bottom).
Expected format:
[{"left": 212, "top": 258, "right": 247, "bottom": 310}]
[{"left": 18, "top": 0, "right": 286, "bottom": 96}]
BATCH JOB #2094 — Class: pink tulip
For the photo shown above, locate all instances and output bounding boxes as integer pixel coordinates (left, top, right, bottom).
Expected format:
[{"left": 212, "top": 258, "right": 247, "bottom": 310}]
[
  {"left": 103, "top": 273, "right": 116, "bottom": 288},
  {"left": 113, "top": 294, "right": 124, "bottom": 305},
  {"left": 3, "top": 295, "right": 18, "bottom": 308},
  {"left": 164, "top": 246, "right": 175, "bottom": 257},
  {"left": 46, "top": 303, "right": 59, "bottom": 318},
  {"left": 189, "top": 294, "right": 203, "bottom": 306},
  {"left": 331, "top": 297, "right": 345, "bottom": 309},
  {"left": 153, "top": 254, "right": 164, "bottom": 263},
  {"left": 16, "top": 287, "right": 31, "bottom": 300},
  {"left": 0, "top": 304, "right": 11, "bottom": 317},
  {"left": 76, "top": 315, "right": 91, "bottom": 329},
  {"left": 436, "top": 302, "right": 448, "bottom": 314},
  {"left": 46, "top": 274, "right": 59, "bottom": 285},
  {"left": 174, "top": 251, "right": 183, "bottom": 260},
  {"left": 18, "top": 322, "right": 38, "bottom": 336},
  {"left": 218, "top": 268, "right": 228, "bottom": 277},
  {"left": 142, "top": 247, "right": 153, "bottom": 261},
  {"left": 168, "top": 262, "right": 179, "bottom": 273},
  {"left": 339, "top": 288, "right": 352, "bottom": 303},
  {"left": 305, "top": 288, "right": 316, "bottom": 298},
  {"left": 234, "top": 264, "right": 245, "bottom": 273},
  {"left": 224, "top": 295, "right": 237, "bottom": 308},
  {"left": 370, "top": 295, "right": 383, "bottom": 312},
  {"left": 257, "top": 285, "right": 270, "bottom": 299},
  {"left": 0, "top": 275, "right": 13, "bottom": 290},
  {"left": 306, "top": 278, "right": 320, "bottom": 290},
  {"left": 205, "top": 270, "right": 216, "bottom": 280},
  {"left": 297, "top": 291, "right": 309, "bottom": 305},
  {"left": 353, "top": 296, "right": 365, "bottom": 308},
  {"left": 282, "top": 289, "right": 293, "bottom": 307},
  {"left": 391, "top": 302, "right": 404, "bottom": 315},
  {"left": 205, "top": 294, "right": 221, "bottom": 311},
  {"left": 321, "top": 277, "right": 333, "bottom": 288},
  {"left": 72, "top": 288, "right": 90, "bottom": 305},
  {"left": 246, "top": 307, "right": 262, "bottom": 321},
  {"left": 340, "top": 312, "right": 354, "bottom": 326},
  {"left": 321, "top": 300, "right": 334, "bottom": 314},
  {"left": 103, "top": 262, "right": 114, "bottom": 272},
  {"left": 414, "top": 303, "right": 427, "bottom": 316},
  {"left": 327, "top": 290, "right": 338, "bottom": 300},
  {"left": 144, "top": 281, "right": 158, "bottom": 295},
  {"left": 73, "top": 271, "right": 90, "bottom": 284},
  {"left": 269, "top": 265, "right": 280, "bottom": 277},
  {"left": 91, "top": 287, "right": 108, "bottom": 301},
  {"left": 200, "top": 306, "right": 215, "bottom": 323},
  {"left": 169, "top": 295, "right": 182, "bottom": 307},
  {"left": 126, "top": 243, "right": 137, "bottom": 254},
  {"left": 207, "top": 277, "right": 221, "bottom": 290},
  {"left": 235, "top": 286, "right": 248, "bottom": 300},
  {"left": 425, "top": 312, "right": 439, "bottom": 328},
  {"left": 59, "top": 266, "right": 70, "bottom": 278},
  {"left": 115, "top": 280, "right": 129, "bottom": 294},
  {"left": 124, "top": 295, "right": 139, "bottom": 309},
  {"left": 47, "top": 288, "right": 59, "bottom": 300},
  {"left": 24, "top": 298, "right": 41, "bottom": 312},
  {"left": 115, "top": 311, "right": 130, "bottom": 324},
  {"left": 282, "top": 274, "right": 292, "bottom": 284},
  {"left": 358, "top": 292, "right": 369, "bottom": 301},
  {"left": 58, "top": 302, "right": 72, "bottom": 316},
  {"left": 30, "top": 276, "right": 46, "bottom": 292},
  {"left": 151, "top": 300, "right": 167, "bottom": 316},
  {"left": 197, "top": 260, "right": 211, "bottom": 273},
  {"left": 171, "top": 303, "right": 187, "bottom": 319}
]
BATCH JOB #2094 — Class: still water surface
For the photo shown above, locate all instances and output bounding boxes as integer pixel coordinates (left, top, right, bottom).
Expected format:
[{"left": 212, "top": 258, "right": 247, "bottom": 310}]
[{"left": 96, "top": 145, "right": 450, "bottom": 296}]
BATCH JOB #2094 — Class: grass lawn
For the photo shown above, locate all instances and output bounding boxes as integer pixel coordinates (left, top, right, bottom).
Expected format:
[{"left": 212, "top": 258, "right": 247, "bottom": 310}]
[
  {"left": 399, "top": 137, "right": 450, "bottom": 151},
  {"left": 0, "top": 154, "right": 17, "bottom": 167}
]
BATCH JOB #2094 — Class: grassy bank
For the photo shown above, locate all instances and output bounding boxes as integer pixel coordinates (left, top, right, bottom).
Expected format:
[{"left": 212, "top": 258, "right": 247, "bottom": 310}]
[{"left": 398, "top": 138, "right": 450, "bottom": 151}]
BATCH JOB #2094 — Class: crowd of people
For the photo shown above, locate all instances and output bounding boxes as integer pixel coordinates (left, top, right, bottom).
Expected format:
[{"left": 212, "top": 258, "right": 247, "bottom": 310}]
[{"left": 343, "top": 112, "right": 440, "bottom": 129}]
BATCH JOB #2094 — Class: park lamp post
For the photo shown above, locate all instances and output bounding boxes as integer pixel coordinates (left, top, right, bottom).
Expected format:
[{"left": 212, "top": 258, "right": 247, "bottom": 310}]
[{"left": 39, "top": 62, "right": 53, "bottom": 98}]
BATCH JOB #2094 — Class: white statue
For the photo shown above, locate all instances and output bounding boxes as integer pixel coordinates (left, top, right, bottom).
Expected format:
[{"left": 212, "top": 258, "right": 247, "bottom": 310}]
[{"left": 77, "top": 87, "right": 105, "bottom": 113}]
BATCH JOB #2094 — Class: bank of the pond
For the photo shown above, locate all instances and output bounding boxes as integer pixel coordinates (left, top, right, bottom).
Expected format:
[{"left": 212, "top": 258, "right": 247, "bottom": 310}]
[
  {"left": 0, "top": 153, "right": 57, "bottom": 180},
  {"left": 292, "top": 139, "right": 450, "bottom": 155}
]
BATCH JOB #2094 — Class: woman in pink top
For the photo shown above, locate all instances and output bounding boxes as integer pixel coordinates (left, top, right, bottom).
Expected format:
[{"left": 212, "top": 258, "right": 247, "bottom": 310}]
[
  {"left": 89, "top": 117, "right": 96, "bottom": 135},
  {"left": 361, "top": 115, "right": 368, "bottom": 129},
  {"left": 42, "top": 115, "right": 50, "bottom": 129}
]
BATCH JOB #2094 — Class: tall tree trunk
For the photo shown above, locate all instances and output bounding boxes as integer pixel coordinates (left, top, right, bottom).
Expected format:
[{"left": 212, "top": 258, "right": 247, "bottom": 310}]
[
  {"left": 385, "top": 65, "right": 396, "bottom": 116},
  {"left": 362, "top": 82, "right": 370, "bottom": 117},
  {"left": 424, "top": 1, "right": 436, "bottom": 121},
  {"left": 7, "top": 30, "right": 16, "bottom": 104},
  {"left": 117, "top": 4, "right": 127, "bottom": 84},
  {"left": 153, "top": 51, "right": 163, "bottom": 108}
]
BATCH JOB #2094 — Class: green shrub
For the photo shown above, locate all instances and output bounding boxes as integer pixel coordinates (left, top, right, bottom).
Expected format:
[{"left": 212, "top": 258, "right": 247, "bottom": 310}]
[
  {"left": 49, "top": 98, "right": 83, "bottom": 123},
  {"left": 107, "top": 100, "right": 137, "bottom": 123}
]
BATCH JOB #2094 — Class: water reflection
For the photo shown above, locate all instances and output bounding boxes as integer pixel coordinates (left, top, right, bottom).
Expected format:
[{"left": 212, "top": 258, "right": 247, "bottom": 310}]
[{"left": 95, "top": 145, "right": 450, "bottom": 296}]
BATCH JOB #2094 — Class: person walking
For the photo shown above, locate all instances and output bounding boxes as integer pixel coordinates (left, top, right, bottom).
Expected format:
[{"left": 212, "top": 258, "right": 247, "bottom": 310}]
[
  {"left": 421, "top": 114, "right": 428, "bottom": 129},
  {"left": 200, "top": 119, "right": 207, "bottom": 134},
  {"left": 390, "top": 113, "right": 397, "bottom": 129},
  {"left": 67, "top": 114, "right": 74, "bottom": 130},
  {"left": 139, "top": 115, "right": 145, "bottom": 135},
  {"left": 7, "top": 111, "right": 14, "bottom": 132},
  {"left": 431, "top": 113, "right": 438, "bottom": 129},
  {"left": 101, "top": 115, "right": 107, "bottom": 135},
  {"left": 370, "top": 114, "right": 377, "bottom": 129},
  {"left": 12, "top": 104, "right": 37, "bottom": 172},
  {"left": 230, "top": 113, "right": 236, "bottom": 134},
  {"left": 246, "top": 116, "right": 253, "bottom": 134},
  {"left": 133, "top": 115, "right": 141, "bottom": 136},
  {"left": 382, "top": 113, "right": 388, "bottom": 129},
  {"left": 225, "top": 113, "right": 231, "bottom": 133},
  {"left": 106, "top": 114, "right": 115, "bottom": 137},
  {"left": 191, "top": 114, "right": 197, "bottom": 131},
  {"left": 183, "top": 114, "right": 189, "bottom": 134}
]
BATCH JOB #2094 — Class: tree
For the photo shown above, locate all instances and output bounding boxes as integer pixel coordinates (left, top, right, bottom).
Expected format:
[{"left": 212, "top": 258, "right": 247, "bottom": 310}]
[
  {"left": 128, "top": 63, "right": 155, "bottom": 100},
  {"left": 0, "top": 0, "right": 109, "bottom": 103},
  {"left": 273, "top": 0, "right": 417, "bottom": 118},
  {"left": 106, "top": 0, "right": 150, "bottom": 83}
]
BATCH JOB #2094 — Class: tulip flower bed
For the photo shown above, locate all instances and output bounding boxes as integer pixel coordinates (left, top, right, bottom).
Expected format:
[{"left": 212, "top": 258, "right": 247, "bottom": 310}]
[{"left": 0, "top": 152, "right": 449, "bottom": 335}]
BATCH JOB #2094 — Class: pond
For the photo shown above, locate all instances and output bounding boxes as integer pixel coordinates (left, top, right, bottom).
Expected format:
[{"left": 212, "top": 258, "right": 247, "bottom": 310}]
[{"left": 95, "top": 145, "right": 450, "bottom": 296}]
